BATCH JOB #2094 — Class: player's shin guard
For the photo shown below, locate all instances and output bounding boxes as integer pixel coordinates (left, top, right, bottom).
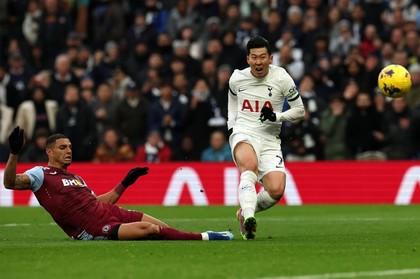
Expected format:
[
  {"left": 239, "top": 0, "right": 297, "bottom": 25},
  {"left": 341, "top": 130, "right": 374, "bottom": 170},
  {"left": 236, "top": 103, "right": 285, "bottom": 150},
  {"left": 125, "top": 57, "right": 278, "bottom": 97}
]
[
  {"left": 238, "top": 170, "right": 258, "bottom": 220},
  {"left": 255, "top": 190, "right": 279, "bottom": 213}
]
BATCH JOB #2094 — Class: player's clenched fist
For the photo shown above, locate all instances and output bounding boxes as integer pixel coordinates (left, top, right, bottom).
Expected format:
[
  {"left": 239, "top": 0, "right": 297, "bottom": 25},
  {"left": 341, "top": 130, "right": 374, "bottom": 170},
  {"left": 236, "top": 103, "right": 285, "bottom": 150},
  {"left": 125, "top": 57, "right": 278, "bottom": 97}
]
[
  {"left": 8, "top": 126, "right": 24, "bottom": 155},
  {"left": 259, "top": 106, "right": 276, "bottom": 122},
  {"left": 121, "top": 167, "right": 149, "bottom": 187}
]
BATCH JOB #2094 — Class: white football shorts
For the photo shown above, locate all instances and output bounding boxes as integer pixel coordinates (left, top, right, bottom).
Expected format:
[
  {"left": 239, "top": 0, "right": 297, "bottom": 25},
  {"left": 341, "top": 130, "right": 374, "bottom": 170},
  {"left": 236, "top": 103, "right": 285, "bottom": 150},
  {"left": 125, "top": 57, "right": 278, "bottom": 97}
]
[{"left": 229, "top": 132, "right": 286, "bottom": 184}]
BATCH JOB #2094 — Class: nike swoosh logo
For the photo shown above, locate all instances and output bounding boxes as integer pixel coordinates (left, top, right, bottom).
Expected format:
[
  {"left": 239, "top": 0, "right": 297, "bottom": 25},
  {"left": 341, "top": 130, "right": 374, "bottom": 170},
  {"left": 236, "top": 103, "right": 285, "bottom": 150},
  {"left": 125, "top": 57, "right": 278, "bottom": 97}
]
[{"left": 49, "top": 171, "right": 57, "bottom": 175}]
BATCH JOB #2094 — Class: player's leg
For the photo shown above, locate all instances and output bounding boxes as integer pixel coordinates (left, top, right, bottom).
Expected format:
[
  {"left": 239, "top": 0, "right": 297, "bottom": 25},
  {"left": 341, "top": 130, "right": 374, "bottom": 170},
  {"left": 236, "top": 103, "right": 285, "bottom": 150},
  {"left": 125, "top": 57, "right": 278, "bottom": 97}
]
[
  {"left": 141, "top": 213, "right": 170, "bottom": 228},
  {"left": 116, "top": 222, "right": 233, "bottom": 241},
  {"left": 256, "top": 171, "right": 285, "bottom": 213},
  {"left": 233, "top": 141, "right": 258, "bottom": 239},
  {"left": 255, "top": 143, "right": 286, "bottom": 213}
]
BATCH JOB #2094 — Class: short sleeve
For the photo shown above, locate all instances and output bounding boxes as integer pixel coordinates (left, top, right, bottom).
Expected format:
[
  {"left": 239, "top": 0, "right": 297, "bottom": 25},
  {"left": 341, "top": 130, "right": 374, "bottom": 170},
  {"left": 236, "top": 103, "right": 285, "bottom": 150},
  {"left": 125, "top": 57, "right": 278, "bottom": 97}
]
[{"left": 24, "top": 166, "right": 45, "bottom": 192}]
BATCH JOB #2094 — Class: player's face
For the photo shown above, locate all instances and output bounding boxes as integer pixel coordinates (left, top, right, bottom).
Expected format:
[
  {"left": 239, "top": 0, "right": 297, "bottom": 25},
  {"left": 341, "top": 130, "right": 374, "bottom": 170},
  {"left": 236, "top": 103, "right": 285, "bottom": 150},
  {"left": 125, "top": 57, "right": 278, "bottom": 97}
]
[
  {"left": 47, "top": 138, "right": 72, "bottom": 168},
  {"left": 247, "top": 48, "right": 273, "bottom": 78}
]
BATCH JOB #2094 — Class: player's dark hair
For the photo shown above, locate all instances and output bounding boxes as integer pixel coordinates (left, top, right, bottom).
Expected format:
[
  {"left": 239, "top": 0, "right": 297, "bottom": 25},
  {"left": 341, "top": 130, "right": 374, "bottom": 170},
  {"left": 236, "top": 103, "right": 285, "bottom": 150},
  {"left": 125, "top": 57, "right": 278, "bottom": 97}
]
[
  {"left": 246, "top": 35, "right": 271, "bottom": 55},
  {"left": 46, "top": 134, "right": 69, "bottom": 148}
]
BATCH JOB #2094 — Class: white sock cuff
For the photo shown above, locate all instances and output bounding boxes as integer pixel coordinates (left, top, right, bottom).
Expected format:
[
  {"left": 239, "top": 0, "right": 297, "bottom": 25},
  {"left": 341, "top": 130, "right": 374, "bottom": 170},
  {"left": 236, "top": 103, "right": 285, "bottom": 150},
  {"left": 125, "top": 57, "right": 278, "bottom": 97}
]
[{"left": 201, "top": 232, "right": 209, "bottom": 241}]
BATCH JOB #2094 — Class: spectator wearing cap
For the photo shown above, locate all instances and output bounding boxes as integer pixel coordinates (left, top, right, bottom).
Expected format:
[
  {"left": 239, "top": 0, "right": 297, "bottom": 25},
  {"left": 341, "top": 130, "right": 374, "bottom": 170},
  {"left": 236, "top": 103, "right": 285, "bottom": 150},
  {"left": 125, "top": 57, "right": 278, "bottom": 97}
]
[
  {"left": 15, "top": 86, "right": 58, "bottom": 142},
  {"left": 113, "top": 81, "right": 149, "bottom": 149},
  {"left": 407, "top": 63, "right": 420, "bottom": 110}
]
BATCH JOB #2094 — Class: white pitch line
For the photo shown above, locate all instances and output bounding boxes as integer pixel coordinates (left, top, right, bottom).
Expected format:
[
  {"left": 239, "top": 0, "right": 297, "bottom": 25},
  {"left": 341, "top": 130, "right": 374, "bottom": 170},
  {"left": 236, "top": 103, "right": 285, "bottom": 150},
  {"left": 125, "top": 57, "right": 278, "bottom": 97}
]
[
  {"left": 253, "top": 268, "right": 420, "bottom": 279},
  {"left": 1, "top": 217, "right": 419, "bottom": 227},
  {"left": 0, "top": 222, "right": 55, "bottom": 227}
]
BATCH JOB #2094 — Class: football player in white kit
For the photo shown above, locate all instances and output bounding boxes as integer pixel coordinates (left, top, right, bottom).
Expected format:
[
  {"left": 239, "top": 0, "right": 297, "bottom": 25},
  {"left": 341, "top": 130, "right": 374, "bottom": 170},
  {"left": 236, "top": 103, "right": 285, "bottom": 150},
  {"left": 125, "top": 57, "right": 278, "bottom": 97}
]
[{"left": 227, "top": 35, "right": 305, "bottom": 240}]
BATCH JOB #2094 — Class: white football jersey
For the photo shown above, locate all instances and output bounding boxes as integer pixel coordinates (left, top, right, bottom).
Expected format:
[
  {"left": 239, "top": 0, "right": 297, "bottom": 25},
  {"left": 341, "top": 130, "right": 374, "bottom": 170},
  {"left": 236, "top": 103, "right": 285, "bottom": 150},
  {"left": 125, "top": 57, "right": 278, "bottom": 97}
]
[{"left": 228, "top": 65, "right": 299, "bottom": 139}]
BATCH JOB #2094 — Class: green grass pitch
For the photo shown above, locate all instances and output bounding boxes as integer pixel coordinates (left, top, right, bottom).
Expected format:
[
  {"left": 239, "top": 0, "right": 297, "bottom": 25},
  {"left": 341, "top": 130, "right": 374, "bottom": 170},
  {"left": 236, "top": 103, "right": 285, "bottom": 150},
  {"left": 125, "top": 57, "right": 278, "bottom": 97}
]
[{"left": 1, "top": 205, "right": 420, "bottom": 279}]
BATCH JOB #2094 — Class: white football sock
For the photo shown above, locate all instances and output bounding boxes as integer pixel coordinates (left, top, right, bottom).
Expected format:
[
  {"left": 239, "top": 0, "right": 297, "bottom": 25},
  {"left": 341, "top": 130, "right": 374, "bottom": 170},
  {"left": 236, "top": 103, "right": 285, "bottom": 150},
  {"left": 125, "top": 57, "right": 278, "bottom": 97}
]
[
  {"left": 238, "top": 170, "right": 258, "bottom": 220},
  {"left": 255, "top": 190, "right": 279, "bottom": 213}
]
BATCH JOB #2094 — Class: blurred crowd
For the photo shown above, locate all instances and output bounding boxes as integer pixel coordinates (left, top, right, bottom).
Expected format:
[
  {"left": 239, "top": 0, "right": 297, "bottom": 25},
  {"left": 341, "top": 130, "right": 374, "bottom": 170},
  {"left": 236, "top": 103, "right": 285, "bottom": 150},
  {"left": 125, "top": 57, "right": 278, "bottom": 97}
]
[{"left": 0, "top": 0, "right": 419, "bottom": 163}]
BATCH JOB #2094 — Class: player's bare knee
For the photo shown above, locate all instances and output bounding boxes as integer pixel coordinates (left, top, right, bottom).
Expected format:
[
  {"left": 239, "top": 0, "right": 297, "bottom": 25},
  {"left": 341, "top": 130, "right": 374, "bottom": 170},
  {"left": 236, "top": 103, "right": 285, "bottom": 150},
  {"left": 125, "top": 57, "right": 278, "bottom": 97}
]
[{"left": 268, "top": 186, "right": 285, "bottom": 200}]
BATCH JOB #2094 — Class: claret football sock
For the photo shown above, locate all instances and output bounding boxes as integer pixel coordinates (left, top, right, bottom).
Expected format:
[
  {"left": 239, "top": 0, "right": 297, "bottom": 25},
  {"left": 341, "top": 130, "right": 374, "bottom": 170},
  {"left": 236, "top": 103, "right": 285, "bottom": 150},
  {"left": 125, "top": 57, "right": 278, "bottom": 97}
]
[{"left": 157, "top": 227, "right": 202, "bottom": 240}]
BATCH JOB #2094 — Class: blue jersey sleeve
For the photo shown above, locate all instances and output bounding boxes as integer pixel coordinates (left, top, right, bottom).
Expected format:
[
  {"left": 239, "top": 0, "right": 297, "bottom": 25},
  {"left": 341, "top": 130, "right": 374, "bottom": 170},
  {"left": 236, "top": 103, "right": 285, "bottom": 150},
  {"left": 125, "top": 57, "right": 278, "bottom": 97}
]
[{"left": 24, "top": 166, "right": 45, "bottom": 192}]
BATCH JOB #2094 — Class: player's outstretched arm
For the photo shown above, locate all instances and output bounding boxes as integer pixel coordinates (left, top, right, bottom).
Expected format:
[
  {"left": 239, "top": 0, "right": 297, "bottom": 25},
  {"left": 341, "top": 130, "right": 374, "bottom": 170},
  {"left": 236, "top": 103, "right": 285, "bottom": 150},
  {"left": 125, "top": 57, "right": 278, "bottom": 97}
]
[
  {"left": 3, "top": 126, "right": 31, "bottom": 190},
  {"left": 96, "top": 167, "right": 149, "bottom": 204}
]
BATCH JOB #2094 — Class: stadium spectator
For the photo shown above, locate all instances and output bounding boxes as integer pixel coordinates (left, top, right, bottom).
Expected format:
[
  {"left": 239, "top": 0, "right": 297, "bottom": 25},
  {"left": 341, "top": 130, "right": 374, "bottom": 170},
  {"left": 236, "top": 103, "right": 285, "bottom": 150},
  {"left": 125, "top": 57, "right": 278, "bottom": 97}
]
[
  {"left": 37, "top": 0, "right": 72, "bottom": 68},
  {"left": 90, "top": 0, "right": 126, "bottom": 49},
  {"left": 274, "top": 44, "right": 304, "bottom": 82},
  {"left": 219, "top": 30, "right": 247, "bottom": 71},
  {"left": 184, "top": 78, "right": 216, "bottom": 154},
  {"left": 170, "top": 134, "right": 200, "bottom": 161},
  {"left": 48, "top": 54, "right": 80, "bottom": 105},
  {"left": 55, "top": 84, "right": 97, "bottom": 161},
  {"left": 0, "top": 101, "right": 14, "bottom": 147},
  {"left": 124, "top": 40, "right": 151, "bottom": 84},
  {"left": 345, "top": 91, "right": 385, "bottom": 160},
  {"left": 90, "top": 82, "right": 118, "bottom": 138},
  {"left": 79, "top": 75, "right": 96, "bottom": 105},
  {"left": 147, "top": 80, "right": 184, "bottom": 149},
  {"left": 282, "top": 105, "right": 323, "bottom": 161},
  {"left": 329, "top": 19, "right": 358, "bottom": 60},
  {"left": 228, "top": 36, "right": 304, "bottom": 240},
  {"left": 135, "top": 130, "right": 172, "bottom": 163},
  {"left": 91, "top": 41, "right": 122, "bottom": 85},
  {"left": 320, "top": 94, "right": 351, "bottom": 160},
  {"left": 172, "top": 72, "right": 191, "bottom": 105},
  {"left": 15, "top": 86, "right": 58, "bottom": 142},
  {"left": 7, "top": 52, "right": 33, "bottom": 112},
  {"left": 382, "top": 97, "right": 413, "bottom": 160},
  {"left": 259, "top": 9, "right": 283, "bottom": 51},
  {"left": 126, "top": 10, "right": 157, "bottom": 53},
  {"left": 22, "top": 0, "right": 42, "bottom": 47},
  {"left": 19, "top": 127, "right": 49, "bottom": 163},
  {"left": 93, "top": 127, "right": 135, "bottom": 163},
  {"left": 113, "top": 81, "right": 149, "bottom": 149},
  {"left": 406, "top": 63, "right": 420, "bottom": 110},
  {"left": 3, "top": 127, "right": 234, "bottom": 241},
  {"left": 200, "top": 130, "right": 232, "bottom": 162}
]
